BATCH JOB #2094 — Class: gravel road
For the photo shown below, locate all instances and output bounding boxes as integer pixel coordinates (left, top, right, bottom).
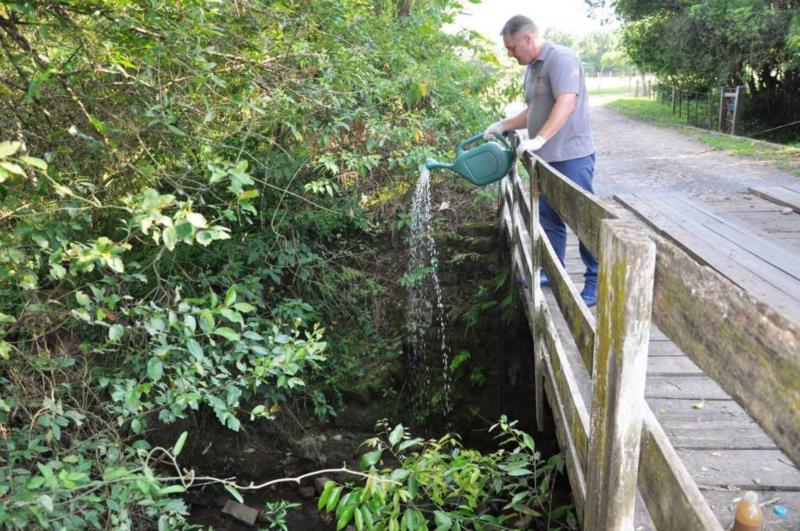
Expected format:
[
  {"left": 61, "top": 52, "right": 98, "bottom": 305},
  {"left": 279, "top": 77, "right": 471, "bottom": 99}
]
[{"left": 590, "top": 101, "right": 799, "bottom": 197}]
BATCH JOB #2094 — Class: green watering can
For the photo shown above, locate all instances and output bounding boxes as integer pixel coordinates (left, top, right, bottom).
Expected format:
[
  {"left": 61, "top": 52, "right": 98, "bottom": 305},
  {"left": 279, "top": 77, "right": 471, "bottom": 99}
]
[{"left": 425, "top": 133, "right": 515, "bottom": 186}]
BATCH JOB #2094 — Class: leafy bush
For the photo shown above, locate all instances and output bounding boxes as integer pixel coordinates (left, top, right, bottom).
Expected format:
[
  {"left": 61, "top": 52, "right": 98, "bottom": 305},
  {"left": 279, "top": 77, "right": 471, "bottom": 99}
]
[
  {"left": 0, "top": 0, "right": 506, "bottom": 527},
  {"left": 318, "top": 417, "right": 577, "bottom": 530}
]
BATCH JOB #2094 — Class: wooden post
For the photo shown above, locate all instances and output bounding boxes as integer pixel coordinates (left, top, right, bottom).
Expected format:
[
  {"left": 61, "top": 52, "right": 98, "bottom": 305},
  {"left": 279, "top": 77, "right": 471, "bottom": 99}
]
[
  {"left": 731, "top": 85, "right": 745, "bottom": 135},
  {"left": 718, "top": 86, "right": 726, "bottom": 131},
  {"left": 583, "top": 220, "right": 656, "bottom": 530},
  {"left": 529, "top": 159, "right": 545, "bottom": 430},
  {"left": 671, "top": 86, "right": 676, "bottom": 114}
]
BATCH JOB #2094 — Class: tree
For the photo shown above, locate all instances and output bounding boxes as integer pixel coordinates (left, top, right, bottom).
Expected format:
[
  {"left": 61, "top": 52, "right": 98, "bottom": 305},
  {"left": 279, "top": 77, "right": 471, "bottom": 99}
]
[{"left": 593, "top": 0, "right": 800, "bottom": 98}]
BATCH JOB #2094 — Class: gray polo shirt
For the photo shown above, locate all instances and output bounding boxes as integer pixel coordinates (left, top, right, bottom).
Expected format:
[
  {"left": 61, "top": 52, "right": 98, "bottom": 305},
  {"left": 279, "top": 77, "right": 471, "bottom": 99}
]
[{"left": 524, "top": 42, "right": 594, "bottom": 163}]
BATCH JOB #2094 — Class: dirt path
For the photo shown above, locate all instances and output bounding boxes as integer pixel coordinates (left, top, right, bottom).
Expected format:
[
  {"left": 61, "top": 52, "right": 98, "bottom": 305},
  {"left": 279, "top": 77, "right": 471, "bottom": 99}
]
[{"left": 590, "top": 101, "right": 799, "bottom": 197}]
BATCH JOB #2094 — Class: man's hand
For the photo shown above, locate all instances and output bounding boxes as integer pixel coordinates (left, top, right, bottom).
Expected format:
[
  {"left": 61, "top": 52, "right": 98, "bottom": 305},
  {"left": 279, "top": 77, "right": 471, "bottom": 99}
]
[
  {"left": 483, "top": 121, "right": 506, "bottom": 139},
  {"left": 516, "top": 135, "right": 546, "bottom": 157}
]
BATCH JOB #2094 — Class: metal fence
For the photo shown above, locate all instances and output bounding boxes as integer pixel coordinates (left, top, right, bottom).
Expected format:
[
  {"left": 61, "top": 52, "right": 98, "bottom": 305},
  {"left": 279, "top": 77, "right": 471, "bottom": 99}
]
[{"left": 653, "top": 84, "right": 745, "bottom": 134}]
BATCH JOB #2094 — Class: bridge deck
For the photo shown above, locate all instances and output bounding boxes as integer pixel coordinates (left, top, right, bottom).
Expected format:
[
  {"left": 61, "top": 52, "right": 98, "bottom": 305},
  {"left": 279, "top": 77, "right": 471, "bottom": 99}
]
[{"left": 552, "top": 202, "right": 800, "bottom": 529}]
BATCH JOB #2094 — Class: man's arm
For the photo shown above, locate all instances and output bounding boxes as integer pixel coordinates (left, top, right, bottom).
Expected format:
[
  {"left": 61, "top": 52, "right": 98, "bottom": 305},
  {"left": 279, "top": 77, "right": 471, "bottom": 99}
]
[
  {"left": 484, "top": 107, "right": 528, "bottom": 138},
  {"left": 536, "top": 92, "right": 577, "bottom": 140},
  {"left": 496, "top": 107, "right": 528, "bottom": 132}
]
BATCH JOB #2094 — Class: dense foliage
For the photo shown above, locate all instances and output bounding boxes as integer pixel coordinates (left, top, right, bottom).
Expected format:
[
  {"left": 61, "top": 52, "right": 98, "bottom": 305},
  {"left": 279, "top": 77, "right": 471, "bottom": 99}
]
[
  {"left": 319, "top": 418, "right": 576, "bottom": 530},
  {"left": 592, "top": 0, "right": 800, "bottom": 134},
  {"left": 543, "top": 28, "right": 634, "bottom": 76},
  {"left": 0, "top": 0, "right": 505, "bottom": 527}
]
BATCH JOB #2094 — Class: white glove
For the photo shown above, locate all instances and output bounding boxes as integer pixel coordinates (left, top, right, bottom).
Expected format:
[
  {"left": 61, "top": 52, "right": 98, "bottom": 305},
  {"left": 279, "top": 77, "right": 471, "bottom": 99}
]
[
  {"left": 483, "top": 121, "right": 506, "bottom": 139},
  {"left": 516, "top": 135, "right": 546, "bottom": 158}
]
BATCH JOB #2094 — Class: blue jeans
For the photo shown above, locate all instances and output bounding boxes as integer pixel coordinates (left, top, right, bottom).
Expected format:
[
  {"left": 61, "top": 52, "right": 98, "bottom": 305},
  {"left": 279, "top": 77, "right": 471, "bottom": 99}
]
[{"left": 540, "top": 153, "right": 598, "bottom": 285}]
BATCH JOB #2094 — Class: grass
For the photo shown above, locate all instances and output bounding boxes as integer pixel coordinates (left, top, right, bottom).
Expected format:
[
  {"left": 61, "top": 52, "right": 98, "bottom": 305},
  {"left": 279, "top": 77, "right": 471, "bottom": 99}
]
[{"left": 605, "top": 97, "right": 800, "bottom": 176}]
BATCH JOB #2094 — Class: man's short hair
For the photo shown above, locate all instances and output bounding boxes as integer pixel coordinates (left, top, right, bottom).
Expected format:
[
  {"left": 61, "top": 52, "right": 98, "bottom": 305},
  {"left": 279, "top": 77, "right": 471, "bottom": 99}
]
[{"left": 501, "top": 15, "right": 538, "bottom": 37}]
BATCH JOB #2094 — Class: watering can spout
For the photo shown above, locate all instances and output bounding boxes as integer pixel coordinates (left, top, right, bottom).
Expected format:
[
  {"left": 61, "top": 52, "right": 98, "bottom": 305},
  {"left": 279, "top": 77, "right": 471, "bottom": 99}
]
[{"left": 425, "top": 158, "right": 452, "bottom": 171}]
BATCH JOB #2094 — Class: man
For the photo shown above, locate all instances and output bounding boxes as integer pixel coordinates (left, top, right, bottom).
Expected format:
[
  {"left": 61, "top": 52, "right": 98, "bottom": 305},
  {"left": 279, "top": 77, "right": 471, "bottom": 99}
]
[{"left": 484, "top": 15, "right": 598, "bottom": 307}]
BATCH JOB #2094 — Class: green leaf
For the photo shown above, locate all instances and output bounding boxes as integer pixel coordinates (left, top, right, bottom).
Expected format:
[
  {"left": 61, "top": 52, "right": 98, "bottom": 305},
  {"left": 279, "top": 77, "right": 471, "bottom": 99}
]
[
  {"left": 506, "top": 468, "right": 532, "bottom": 477},
  {"left": 224, "top": 286, "right": 237, "bottom": 306},
  {"left": 36, "top": 463, "right": 54, "bottom": 479},
  {"left": 0, "top": 341, "right": 12, "bottom": 360},
  {"left": 388, "top": 424, "right": 404, "bottom": 447},
  {"left": 225, "top": 484, "right": 244, "bottom": 503},
  {"left": 0, "top": 141, "right": 21, "bottom": 159},
  {"left": 162, "top": 225, "right": 178, "bottom": 251},
  {"left": 18, "top": 156, "right": 47, "bottom": 170},
  {"left": 360, "top": 506, "right": 375, "bottom": 531},
  {"left": 354, "top": 505, "right": 364, "bottom": 531},
  {"left": 103, "top": 467, "right": 130, "bottom": 481},
  {"left": 75, "top": 291, "right": 91, "bottom": 307},
  {"left": 326, "top": 486, "right": 343, "bottom": 512},
  {"left": 108, "top": 324, "right": 123, "bottom": 341},
  {"left": 225, "top": 415, "right": 241, "bottom": 431},
  {"left": 318, "top": 480, "right": 335, "bottom": 510},
  {"left": 359, "top": 449, "right": 382, "bottom": 470},
  {"left": 186, "top": 338, "right": 203, "bottom": 359},
  {"left": 173, "top": 431, "right": 188, "bottom": 457},
  {"left": 0, "top": 161, "right": 26, "bottom": 177},
  {"left": 159, "top": 484, "right": 185, "bottom": 495},
  {"left": 337, "top": 505, "right": 355, "bottom": 530},
  {"left": 433, "top": 510, "right": 453, "bottom": 530},
  {"left": 398, "top": 438, "right": 423, "bottom": 452},
  {"left": 185, "top": 212, "right": 207, "bottom": 228},
  {"left": 522, "top": 433, "right": 535, "bottom": 451},
  {"left": 232, "top": 302, "right": 256, "bottom": 313},
  {"left": 147, "top": 357, "right": 164, "bottom": 381},
  {"left": 213, "top": 327, "right": 240, "bottom": 342},
  {"left": 195, "top": 230, "right": 214, "bottom": 246},
  {"left": 199, "top": 309, "right": 215, "bottom": 333},
  {"left": 219, "top": 308, "right": 243, "bottom": 326},
  {"left": 402, "top": 508, "right": 423, "bottom": 530},
  {"left": 38, "top": 494, "right": 54, "bottom": 513}
]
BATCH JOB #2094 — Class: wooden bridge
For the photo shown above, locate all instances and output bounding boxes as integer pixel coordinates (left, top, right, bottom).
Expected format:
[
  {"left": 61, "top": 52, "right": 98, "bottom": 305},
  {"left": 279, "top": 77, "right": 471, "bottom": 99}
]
[{"left": 499, "top": 133, "right": 800, "bottom": 530}]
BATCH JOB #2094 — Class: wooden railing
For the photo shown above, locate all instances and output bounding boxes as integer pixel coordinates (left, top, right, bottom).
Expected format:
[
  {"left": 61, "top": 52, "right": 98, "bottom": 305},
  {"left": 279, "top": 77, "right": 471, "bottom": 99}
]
[{"left": 499, "top": 132, "right": 800, "bottom": 529}]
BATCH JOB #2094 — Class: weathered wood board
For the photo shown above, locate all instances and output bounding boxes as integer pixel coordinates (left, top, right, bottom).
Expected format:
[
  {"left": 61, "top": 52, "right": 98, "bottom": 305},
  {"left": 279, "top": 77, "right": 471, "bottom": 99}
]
[
  {"left": 749, "top": 184, "right": 800, "bottom": 213},
  {"left": 616, "top": 192, "right": 800, "bottom": 321}
]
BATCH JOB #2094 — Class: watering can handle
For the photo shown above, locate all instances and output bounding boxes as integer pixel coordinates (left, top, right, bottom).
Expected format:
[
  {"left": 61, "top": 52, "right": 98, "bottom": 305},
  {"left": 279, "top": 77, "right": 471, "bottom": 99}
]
[{"left": 456, "top": 132, "right": 512, "bottom": 157}]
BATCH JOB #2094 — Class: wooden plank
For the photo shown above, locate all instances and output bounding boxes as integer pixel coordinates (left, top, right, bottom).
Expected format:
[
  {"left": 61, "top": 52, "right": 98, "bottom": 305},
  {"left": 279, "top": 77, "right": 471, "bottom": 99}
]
[
  {"left": 638, "top": 410, "right": 724, "bottom": 530},
  {"left": 671, "top": 194, "right": 800, "bottom": 281},
  {"left": 585, "top": 220, "right": 656, "bottom": 530},
  {"left": 678, "top": 449, "right": 800, "bottom": 489},
  {"left": 646, "top": 341, "right": 684, "bottom": 357},
  {"left": 538, "top": 231, "right": 596, "bottom": 373},
  {"left": 528, "top": 163, "right": 545, "bottom": 431},
  {"left": 647, "top": 356, "right": 703, "bottom": 376},
  {"left": 512, "top": 173, "right": 531, "bottom": 233},
  {"left": 538, "top": 299, "right": 591, "bottom": 468},
  {"left": 646, "top": 376, "right": 729, "bottom": 400},
  {"left": 643, "top": 232, "right": 800, "bottom": 466},
  {"left": 647, "top": 193, "right": 800, "bottom": 299},
  {"left": 527, "top": 156, "right": 616, "bottom": 256},
  {"left": 750, "top": 185, "right": 800, "bottom": 214},
  {"left": 616, "top": 193, "right": 800, "bottom": 320},
  {"left": 649, "top": 398, "right": 776, "bottom": 450},
  {"left": 543, "top": 355, "right": 588, "bottom": 525},
  {"left": 513, "top": 211, "right": 532, "bottom": 279},
  {"left": 703, "top": 489, "right": 800, "bottom": 531},
  {"left": 649, "top": 325, "right": 669, "bottom": 341}
]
